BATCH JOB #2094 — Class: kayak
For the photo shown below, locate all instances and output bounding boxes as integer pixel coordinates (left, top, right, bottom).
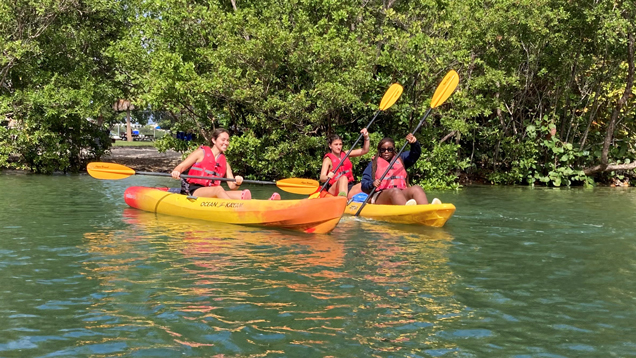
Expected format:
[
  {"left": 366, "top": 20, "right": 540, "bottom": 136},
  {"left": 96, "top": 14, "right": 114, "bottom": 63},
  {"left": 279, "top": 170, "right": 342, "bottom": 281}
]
[
  {"left": 344, "top": 201, "right": 456, "bottom": 227},
  {"left": 124, "top": 186, "right": 347, "bottom": 234}
]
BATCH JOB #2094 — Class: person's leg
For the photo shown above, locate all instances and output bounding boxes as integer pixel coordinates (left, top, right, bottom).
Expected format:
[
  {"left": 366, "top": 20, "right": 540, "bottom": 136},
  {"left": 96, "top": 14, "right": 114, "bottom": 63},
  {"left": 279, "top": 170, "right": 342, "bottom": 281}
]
[
  {"left": 336, "top": 176, "right": 348, "bottom": 196},
  {"left": 191, "top": 186, "right": 231, "bottom": 199},
  {"left": 347, "top": 183, "right": 362, "bottom": 199},
  {"left": 327, "top": 182, "right": 338, "bottom": 196},
  {"left": 374, "top": 188, "right": 407, "bottom": 205},
  {"left": 403, "top": 185, "right": 428, "bottom": 205},
  {"left": 225, "top": 189, "right": 251, "bottom": 200}
]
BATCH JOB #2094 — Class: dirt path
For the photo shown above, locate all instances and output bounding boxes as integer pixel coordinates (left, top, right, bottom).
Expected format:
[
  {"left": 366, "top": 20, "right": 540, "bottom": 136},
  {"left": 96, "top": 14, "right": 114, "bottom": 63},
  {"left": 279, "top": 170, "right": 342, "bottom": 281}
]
[{"left": 101, "top": 147, "right": 183, "bottom": 172}]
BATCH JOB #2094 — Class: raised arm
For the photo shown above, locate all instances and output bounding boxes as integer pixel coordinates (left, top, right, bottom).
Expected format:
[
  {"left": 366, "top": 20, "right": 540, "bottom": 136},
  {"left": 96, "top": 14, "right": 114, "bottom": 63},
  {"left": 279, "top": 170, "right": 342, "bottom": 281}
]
[
  {"left": 349, "top": 128, "right": 370, "bottom": 157},
  {"left": 401, "top": 134, "right": 421, "bottom": 169}
]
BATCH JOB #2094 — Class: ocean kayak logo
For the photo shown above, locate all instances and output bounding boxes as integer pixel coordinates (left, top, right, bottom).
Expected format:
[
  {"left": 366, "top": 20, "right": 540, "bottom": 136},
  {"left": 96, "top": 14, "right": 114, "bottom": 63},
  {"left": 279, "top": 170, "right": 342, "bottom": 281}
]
[
  {"left": 201, "top": 201, "right": 243, "bottom": 208},
  {"left": 125, "top": 193, "right": 136, "bottom": 200}
]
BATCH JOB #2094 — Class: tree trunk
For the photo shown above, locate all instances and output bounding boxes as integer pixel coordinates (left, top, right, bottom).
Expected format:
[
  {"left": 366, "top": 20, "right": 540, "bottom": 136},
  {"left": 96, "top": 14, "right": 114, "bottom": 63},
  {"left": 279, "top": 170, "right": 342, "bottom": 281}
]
[
  {"left": 584, "top": 32, "right": 634, "bottom": 174},
  {"left": 126, "top": 110, "right": 133, "bottom": 142}
]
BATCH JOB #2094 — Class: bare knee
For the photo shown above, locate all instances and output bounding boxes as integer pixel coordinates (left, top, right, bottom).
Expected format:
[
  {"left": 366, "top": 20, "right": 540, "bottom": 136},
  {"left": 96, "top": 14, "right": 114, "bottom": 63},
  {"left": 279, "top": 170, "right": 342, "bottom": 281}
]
[{"left": 348, "top": 184, "right": 362, "bottom": 199}]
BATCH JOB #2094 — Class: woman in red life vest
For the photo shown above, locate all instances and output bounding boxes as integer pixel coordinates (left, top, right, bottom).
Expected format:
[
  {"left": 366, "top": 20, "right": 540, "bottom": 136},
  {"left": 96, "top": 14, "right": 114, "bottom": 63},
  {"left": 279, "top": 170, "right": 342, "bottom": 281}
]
[
  {"left": 170, "top": 128, "right": 280, "bottom": 200},
  {"left": 360, "top": 134, "right": 438, "bottom": 205},
  {"left": 319, "top": 128, "right": 370, "bottom": 198}
]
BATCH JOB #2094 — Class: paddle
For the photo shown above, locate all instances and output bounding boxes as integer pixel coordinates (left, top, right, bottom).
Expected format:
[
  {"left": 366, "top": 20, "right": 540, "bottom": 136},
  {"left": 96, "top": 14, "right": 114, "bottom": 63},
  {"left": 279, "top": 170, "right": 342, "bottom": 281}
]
[
  {"left": 354, "top": 70, "right": 459, "bottom": 216},
  {"left": 309, "top": 83, "right": 404, "bottom": 199},
  {"left": 86, "top": 162, "right": 320, "bottom": 195}
]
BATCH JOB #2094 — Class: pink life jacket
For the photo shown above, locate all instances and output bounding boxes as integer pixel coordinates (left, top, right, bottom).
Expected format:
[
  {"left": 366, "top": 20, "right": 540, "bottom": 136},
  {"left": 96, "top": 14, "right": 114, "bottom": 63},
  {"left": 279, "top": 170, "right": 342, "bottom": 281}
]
[
  {"left": 374, "top": 156, "right": 407, "bottom": 190},
  {"left": 324, "top": 152, "right": 355, "bottom": 185},
  {"left": 186, "top": 146, "right": 227, "bottom": 187}
]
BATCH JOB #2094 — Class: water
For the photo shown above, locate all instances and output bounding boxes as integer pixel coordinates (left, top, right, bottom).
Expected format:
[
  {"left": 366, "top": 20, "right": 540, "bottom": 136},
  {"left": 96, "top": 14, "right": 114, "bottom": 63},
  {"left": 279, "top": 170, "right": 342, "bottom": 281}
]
[{"left": 1, "top": 172, "right": 636, "bottom": 357}]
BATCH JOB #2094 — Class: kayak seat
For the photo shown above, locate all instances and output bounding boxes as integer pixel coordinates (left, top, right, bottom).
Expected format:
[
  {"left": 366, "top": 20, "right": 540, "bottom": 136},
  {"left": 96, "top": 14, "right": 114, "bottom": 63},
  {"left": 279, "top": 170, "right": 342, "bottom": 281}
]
[{"left": 351, "top": 192, "right": 368, "bottom": 203}]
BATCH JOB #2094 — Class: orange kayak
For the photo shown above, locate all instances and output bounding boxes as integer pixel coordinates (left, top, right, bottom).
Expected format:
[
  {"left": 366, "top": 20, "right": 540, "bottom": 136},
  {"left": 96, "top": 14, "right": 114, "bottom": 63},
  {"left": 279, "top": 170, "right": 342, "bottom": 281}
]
[{"left": 124, "top": 186, "right": 347, "bottom": 234}]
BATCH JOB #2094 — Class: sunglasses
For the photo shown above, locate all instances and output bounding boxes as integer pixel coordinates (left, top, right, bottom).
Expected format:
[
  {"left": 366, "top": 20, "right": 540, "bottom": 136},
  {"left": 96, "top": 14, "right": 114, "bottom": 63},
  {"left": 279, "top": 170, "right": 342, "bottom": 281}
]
[{"left": 379, "top": 147, "right": 395, "bottom": 153}]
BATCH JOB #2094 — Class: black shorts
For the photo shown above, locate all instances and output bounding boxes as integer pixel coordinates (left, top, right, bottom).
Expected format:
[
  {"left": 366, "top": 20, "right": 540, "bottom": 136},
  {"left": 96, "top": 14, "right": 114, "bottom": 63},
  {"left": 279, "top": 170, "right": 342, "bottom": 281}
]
[
  {"left": 327, "top": 181, "right": 356, "bottom": 193},
  {"left": 181, "top": 180, "right": 204, "bottom": 196}
]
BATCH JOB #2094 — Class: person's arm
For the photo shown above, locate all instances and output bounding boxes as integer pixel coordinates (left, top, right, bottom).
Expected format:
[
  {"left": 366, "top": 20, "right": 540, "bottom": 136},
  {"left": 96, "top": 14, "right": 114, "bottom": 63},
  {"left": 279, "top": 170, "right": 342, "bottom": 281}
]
[
  {"left": 361, "top": 162, "right": 374, "bottom": 193},
  {"left": 225, "top": 162, "right": 243, "bottom": 190},
  {"left": 401, "top": 134, "right": 421, "bottom": 169},
  {"left": 319, "top": 157, "right": 334, "bottom": 183},
  {"left": 349, "top": 128, "right": 370, "bottom": 157},
  {"left": 171, "top": 148, "right": 204, "bottom": 179}
]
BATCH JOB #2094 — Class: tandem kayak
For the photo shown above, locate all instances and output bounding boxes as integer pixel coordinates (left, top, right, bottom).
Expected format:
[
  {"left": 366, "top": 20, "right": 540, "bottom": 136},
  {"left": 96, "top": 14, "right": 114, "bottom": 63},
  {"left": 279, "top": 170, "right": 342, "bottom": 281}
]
[
  {"left": 124, "top": 186, "right": 347, "bottom": 234},
  {"left": 344, "top": 199, "right": 456, "bottom": 227}
]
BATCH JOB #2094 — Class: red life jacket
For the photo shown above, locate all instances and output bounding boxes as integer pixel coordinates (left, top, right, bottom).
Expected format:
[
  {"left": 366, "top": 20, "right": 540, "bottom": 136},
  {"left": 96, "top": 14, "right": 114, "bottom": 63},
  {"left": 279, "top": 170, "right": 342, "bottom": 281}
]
[
  {"left": 374, "top": 156, "right": 407, "bottom": 190},
  {"left": 324, "top": 152, "right": 355, "bottom": 185},
  {"left": 186, "top": 146, "right": 227, "bottom": 187}
]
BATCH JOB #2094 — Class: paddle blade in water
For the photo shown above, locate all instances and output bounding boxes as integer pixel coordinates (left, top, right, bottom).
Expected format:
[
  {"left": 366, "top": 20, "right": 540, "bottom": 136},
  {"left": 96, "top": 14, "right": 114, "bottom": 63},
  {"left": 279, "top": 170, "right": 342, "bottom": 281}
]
[
  {"left": 87, "top": 162, "right": 135, "bottom": 180},
  {"left": 379, "top": 83, "right": 404, "bottom": 110},
  {"left": 430, "top": 70, "right": 459, "bottom": 108},
  {"left": 276, "top": 178, "right": 320, "bottom": 195}
]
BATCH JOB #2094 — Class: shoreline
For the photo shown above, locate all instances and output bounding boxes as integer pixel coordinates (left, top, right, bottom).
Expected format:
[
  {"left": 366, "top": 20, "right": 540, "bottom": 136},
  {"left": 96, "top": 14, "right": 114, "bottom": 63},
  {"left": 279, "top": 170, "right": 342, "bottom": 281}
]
[
  {"left": 100, "top": 146, "right": 183, "bottom": 173},
  {"left": 2, "top": 146, "right": 631, "bottom": 188}
]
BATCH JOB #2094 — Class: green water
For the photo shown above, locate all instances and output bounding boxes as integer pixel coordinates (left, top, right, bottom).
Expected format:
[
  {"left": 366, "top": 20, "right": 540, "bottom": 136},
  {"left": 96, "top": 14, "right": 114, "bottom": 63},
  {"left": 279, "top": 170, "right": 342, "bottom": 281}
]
[{"left": 1, "top": 172, "right": 636, "bottom": 357}]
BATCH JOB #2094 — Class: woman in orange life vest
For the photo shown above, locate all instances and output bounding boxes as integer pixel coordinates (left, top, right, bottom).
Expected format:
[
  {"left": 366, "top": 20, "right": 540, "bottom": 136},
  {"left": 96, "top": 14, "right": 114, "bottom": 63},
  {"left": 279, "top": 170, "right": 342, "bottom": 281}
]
[
  {"left": 319, "top": 128, "right": 370, "bottom": 198},
  {"left": 360, "top": 134, "right": 437, "bottom": 205},
  {"left": 170, "top": 128, "right": 280, "bottom": 200}
]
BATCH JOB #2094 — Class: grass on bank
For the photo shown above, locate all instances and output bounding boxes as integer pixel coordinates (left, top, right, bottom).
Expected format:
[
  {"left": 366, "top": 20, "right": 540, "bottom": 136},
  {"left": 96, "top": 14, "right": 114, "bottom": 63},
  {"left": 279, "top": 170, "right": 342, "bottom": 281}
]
[{"left": 112, "top": 140, "right": 156, "bottom": 147}]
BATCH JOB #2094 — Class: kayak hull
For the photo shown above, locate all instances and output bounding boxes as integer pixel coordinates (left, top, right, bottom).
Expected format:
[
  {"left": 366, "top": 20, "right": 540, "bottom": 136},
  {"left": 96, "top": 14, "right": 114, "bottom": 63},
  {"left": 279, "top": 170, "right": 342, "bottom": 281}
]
[
  {"left": 124, "top": 186, "right": 346, "bottom": 234},
  {"left": 344, "top": 202, "right": 456, "bottom": 227}
]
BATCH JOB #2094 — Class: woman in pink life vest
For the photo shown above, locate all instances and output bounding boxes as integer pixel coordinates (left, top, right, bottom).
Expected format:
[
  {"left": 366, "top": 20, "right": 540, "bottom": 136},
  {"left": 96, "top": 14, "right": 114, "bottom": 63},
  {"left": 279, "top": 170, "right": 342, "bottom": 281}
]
[
  {"left": 319, "top": 128, "right": 370, "bottom": 198},
  {"left": 170, "top": 128, "right": 280, "bottom": 200},
  {"left": 360, "top": 134, "right": 437, "bottom": 205}
]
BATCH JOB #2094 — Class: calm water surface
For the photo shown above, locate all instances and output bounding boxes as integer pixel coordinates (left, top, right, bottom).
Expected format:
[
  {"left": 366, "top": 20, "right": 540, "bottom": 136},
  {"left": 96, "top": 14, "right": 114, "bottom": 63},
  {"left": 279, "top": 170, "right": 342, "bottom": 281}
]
[{"left": 1, "top": 172, "right": 635, "bottom": 357}]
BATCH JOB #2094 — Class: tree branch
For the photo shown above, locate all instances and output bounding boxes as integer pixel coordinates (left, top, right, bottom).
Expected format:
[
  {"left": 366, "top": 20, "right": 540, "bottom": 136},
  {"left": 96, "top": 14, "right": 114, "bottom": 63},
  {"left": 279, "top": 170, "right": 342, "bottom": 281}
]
[
  {"left": 584, "top": 162, "right": 636, "bottom": 175},
  {"left": 439, "top": 131, "right": 456, "bottom": 144}
]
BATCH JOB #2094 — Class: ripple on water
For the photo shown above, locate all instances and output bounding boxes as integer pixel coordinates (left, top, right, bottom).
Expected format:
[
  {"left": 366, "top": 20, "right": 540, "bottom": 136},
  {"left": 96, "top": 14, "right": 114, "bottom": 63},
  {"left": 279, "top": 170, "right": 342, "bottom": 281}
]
[{"left": 3, "top": 177, "right": 636, "bottom": 356}]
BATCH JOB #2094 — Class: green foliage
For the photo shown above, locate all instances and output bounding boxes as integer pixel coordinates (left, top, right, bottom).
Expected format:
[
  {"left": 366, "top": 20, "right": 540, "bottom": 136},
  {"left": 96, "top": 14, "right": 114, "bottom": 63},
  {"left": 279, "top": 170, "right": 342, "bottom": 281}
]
[
  {"left": 2, "top": 0, "right": 634, "bottom": 187},
  {"left": 1, "top": 0, "right": 128, "bottom": 173},
  {"left": 412, "top": 143, "right": 470, "bottom": 190}
]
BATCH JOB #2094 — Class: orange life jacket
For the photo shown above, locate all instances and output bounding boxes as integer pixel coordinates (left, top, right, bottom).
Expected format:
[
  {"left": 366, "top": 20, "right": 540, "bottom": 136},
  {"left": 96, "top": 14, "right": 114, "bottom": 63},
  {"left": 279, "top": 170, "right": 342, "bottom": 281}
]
[
  {"left": 186, "top": 146, "right": 227, "bottom": 187},
  {"left": 374, "top": 156, "right": 407, "bottom": 190},
  {"left": 324, "top": 152, "right": 354, "bottom": 185}
]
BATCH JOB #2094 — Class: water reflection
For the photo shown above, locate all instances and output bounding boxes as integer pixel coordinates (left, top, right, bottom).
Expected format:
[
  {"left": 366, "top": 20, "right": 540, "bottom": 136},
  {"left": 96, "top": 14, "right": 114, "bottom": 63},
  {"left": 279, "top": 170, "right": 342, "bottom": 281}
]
[
  {"left": 335, "top": 219, "right": 465, "bottom": 353},
  {"left": 79, "top": 209, "right": 464, "bottom": 355}
]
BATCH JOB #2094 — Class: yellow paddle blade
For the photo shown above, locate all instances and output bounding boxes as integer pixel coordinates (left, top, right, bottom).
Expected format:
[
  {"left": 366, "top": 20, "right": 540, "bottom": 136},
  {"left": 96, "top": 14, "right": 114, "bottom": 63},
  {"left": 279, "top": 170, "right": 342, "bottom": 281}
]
[
  {"left": 430, "top": 70, "right": 459, "bottom": 109},
  {"left": 275, "top": 178, "right": 319, "bottom": 195},
  {"left": 379, "top": 83, "right": 404, "bottom": 110},
  {"left": 308, "top": 192, "right": 321, "bottom": 199},
  {"left": 87, "top": 162, "right": 135, "bottom": 180}
]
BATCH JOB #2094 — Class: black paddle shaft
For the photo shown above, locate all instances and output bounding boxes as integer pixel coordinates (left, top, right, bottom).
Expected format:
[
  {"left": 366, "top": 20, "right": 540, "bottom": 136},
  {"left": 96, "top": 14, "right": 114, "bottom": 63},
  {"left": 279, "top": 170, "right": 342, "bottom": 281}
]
[
  {"left": 317, "top": 110, "right": 380, "bottom": 194},
  {"left": 136, "top": 171, "right": 276, "bottom": 185},
  {"left": 354, "top": 107, "right": 432, "bottom": 216}
]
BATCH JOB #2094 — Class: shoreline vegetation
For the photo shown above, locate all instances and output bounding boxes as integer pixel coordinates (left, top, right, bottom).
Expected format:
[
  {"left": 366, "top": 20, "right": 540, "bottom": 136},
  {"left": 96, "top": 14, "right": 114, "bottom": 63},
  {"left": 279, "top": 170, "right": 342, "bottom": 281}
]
[
  {"left": 1, "top": 1, "right": 634, "bottom": 188},
  {"left": 1, "top": 145, "right": 632, "bottom": 187}
]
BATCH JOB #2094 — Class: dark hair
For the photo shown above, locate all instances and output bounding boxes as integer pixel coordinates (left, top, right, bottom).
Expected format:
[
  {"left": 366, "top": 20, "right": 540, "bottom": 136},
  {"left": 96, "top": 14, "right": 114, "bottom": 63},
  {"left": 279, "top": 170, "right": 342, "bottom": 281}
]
[
  {"left": 371, "top": 137, "right": 408, "bottom": 186},
  {"left": 327, "top": 134, "right": 342, "bottom": 145},
  {"left": 212, "top": 128, "right": 229, "bottom": 141},
  {"left": 376, "top": 137, "right": 395, "bottom": 154}
]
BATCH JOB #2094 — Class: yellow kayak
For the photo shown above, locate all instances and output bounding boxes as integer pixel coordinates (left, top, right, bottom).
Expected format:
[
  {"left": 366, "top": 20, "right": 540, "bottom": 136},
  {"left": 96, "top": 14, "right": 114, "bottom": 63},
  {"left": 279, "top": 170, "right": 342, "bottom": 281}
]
[
  {"left": 124, "top": 186, "right": 347, "bottom": 234},
  {"left": 344, "top": 202, "right": 456, "bottom": 227}
]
